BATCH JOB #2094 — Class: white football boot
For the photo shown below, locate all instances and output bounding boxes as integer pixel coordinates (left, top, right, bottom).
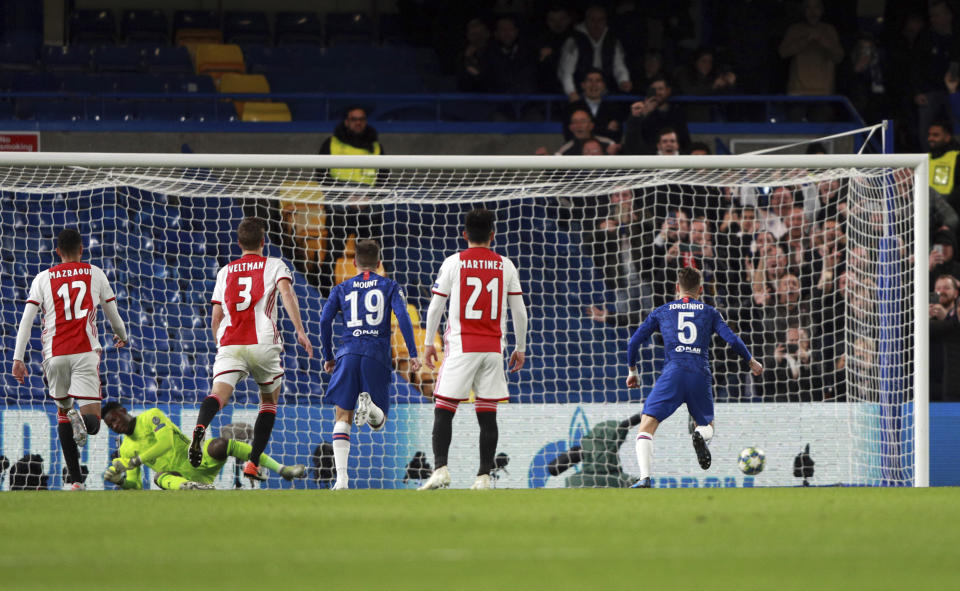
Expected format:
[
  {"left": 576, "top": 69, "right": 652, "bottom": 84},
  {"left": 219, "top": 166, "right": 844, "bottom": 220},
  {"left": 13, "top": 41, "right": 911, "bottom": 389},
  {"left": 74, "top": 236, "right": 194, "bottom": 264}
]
[
  {"left": 354, "top": 392, "right": 372, "bottom": 427},
  {"left": 417, "top": 466, "right": 451, "bottom": 490},
  {"left": 470, "top": 474, "right": 492, "bottom": 490},
  {"left": 66, "top": 408, "right": 87, "bottom": 447}
]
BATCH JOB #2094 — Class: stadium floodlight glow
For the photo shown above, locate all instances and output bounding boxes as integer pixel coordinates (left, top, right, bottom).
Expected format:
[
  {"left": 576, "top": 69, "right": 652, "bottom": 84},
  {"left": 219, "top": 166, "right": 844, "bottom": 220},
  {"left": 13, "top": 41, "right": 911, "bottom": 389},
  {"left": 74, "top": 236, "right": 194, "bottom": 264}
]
[{"left": 0, "top": 153, "right": 928, "bottom": 488}]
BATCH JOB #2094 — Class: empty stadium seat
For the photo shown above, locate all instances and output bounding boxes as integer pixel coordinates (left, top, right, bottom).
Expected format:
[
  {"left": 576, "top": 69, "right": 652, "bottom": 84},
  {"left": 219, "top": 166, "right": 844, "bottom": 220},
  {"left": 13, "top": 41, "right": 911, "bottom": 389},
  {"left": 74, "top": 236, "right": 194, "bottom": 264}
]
[
  {"left": 163, "top": 74, "right": 216, "bottom": 94},
  {"left": 267, "top": 72, "right": 324, "bottom": 93},
  {"left": 16, "top": 100, "right": 87, "bottom": 121},
  {"left": 275, "top": 11, "right": 323, "bottom": 46},
  {"left": 114, "top": 74, "right": 166, "bottom": 94},
  {"left": 0, "top": 101, "right": 14, "bottom": 120},
  {"left": 93, "top": 45, "right": 143, "bottom": 73},
  {"left": 218, "top": 73, "right": 270, "bottom": 116},
  {"left": 70, "top": 10, "right": 116, "bottom": 45},
  {"left": 223, "top": 11, "right": 271, "bottom": 45},
  {"left": 240, "top": 102, "right": 291, "bottom": 122},
  {"left": 173, "top": 10, "right": 221, "bottom": 46},
  {"left": 243, "top": 46, "right": 303, "bottom": 75},
  {"left": 193, "top": 44, "right": 245, "bottom": 83},
  {"left": 326, "top": 12, "right": 375, "bottom": 45},
  {"left": 41, "top": 44, "right": 93, "bottom": 72},
  {"left": 186, "top": 100, "right": 237, "bottom": 122},
  {"left": 61, "top": 74, "right": 115, "bottom": 94},
  {"left": 122, "top": 9, "right": 168, "bottom": 44},
  {"left": 0, "top": 42, "right": 38, "bottom": 70},
  {"left": 143, "top": 46, "right": 193, "bottom": 74},
  {"left": 136, "top": 101, "right": 189, "bottom": 122}
]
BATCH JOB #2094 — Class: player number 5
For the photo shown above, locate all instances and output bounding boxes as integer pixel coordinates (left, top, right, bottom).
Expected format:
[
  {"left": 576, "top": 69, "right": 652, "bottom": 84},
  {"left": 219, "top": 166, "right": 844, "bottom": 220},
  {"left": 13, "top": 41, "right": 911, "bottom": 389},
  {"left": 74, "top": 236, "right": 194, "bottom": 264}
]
[{"left": 678, "top": 311, "right": 697, "bottom": 344}]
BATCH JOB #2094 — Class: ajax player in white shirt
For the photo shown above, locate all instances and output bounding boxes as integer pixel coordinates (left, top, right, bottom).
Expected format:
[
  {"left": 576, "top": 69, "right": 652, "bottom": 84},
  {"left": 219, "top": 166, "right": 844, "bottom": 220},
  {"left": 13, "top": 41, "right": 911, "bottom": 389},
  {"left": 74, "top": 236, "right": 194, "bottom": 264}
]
[
  {"left": 11, "top": 228, "right": 128, "bottom": 491},
  {"left": 189, "top": 218, "right": 313, "bottom": 481},
  {"left": 418, "top": 208, "right": 529, "bottom": 490}
]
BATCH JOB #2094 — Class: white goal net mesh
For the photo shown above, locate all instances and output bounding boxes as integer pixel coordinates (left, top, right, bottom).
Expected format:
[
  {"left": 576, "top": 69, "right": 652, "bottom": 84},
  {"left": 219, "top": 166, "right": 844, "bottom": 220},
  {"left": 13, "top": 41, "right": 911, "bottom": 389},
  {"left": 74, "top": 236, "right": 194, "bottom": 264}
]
[{"left": 0, "top": 159, "right": 920, "bottom": 489}]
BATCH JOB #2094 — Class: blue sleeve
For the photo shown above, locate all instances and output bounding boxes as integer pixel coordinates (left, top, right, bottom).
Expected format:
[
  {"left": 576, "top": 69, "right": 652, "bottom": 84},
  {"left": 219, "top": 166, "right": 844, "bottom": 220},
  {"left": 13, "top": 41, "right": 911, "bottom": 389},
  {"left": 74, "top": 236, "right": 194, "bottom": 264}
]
[
  {"left": 712, "top": 308, "right": 751, "bottom": 361},
  {"left": 627, "top": 310, "right": 658, "bottom": 367},
  {"left": 951, "top": 92, "right": 960, "bottom": 135},
  {"left": 319, "top": 286, "right": 341, "bottom": 362},
  {"left": 391, "top": 283, "right": 419, "bottom": 359}
]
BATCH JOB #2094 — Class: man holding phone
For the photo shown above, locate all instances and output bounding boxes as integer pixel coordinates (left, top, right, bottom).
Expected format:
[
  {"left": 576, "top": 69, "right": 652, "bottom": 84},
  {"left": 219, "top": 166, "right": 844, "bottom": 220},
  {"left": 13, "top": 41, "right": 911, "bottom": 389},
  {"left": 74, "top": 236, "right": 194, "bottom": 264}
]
[
  {"left": 930, "top": 274, "right": 960, "bottom": 401},
  {"left": 930, "top": 229, "right": 960, "bottom": 284}
]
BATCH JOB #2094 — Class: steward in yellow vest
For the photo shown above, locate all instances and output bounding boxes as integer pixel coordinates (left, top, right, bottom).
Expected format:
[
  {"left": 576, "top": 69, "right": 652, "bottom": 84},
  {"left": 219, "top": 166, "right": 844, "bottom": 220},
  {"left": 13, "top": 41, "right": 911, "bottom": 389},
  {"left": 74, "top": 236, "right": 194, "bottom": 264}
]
[
  {"left": 928, "top": 122, "right": 960, "bottom": 210},
  {"left": 319, "top": 106, "right": 383, "bottom": 186}
]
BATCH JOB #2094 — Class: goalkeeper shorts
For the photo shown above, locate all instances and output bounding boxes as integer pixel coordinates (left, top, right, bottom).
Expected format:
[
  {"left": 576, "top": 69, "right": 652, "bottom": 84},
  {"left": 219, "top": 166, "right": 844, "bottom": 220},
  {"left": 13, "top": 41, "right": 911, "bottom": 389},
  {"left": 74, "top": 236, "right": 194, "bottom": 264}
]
[
  {"left": 434, "top": 352, "right": 508, "bottom": 402},
  {"left": 213, "top": 344, "right": 284, "bottom": 394},
  {"left": 42, "top": 351, "right": 101, "bottom": 409}
]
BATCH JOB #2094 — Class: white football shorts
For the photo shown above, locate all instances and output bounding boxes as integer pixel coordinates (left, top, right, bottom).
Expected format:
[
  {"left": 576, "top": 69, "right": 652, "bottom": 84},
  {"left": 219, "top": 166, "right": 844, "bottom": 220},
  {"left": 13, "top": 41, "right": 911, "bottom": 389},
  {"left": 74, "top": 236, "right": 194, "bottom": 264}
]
[
  {"left": 212, "top": 344, "right": 284, "bottom": 394},
  {"left": 434, "top": 352, "right": 508, "bottom": 401},
  {"left": 42, "top": 351, "right": 101, "bottom": 409}
]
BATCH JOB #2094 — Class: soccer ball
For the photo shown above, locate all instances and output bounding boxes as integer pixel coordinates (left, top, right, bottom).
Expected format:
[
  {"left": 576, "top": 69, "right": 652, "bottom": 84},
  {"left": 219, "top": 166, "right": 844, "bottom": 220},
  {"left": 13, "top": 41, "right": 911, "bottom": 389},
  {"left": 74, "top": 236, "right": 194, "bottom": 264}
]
[{"left": 738, "top": 447, "right": 766, "bottom": 475}]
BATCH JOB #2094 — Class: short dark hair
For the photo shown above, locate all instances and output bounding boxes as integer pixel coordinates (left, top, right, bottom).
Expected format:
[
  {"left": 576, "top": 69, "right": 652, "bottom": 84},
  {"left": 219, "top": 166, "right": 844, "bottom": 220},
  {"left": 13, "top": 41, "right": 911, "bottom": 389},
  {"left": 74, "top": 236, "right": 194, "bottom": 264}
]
[
  {"left": 355, "top": 239, "right": 380, "bottom": 269},
  {"left": 237, "top": 217, "right": 266, "bottom": 250},
  {"left": 101, "top": 401, "right": 124, "bottom": 418},
  {"left": 678, "top": 267, "right": 702, "bottom": 292},
  {"left": 657, "top": 127, "right": 677, "bottom": 140},
  {"left": 343, "top": 105, "right": 367, "bottom": 120},
  {"left": 931, "top": 121, "right": 953, "bottom": 136},
  {"left": 57, "top": 228, "right": 83, "bottom": 256},
  {"left": 805, "top": 142, "right": 828, "bottom": 154},
  {"left": 580, "top": 67, "right": 605, "bottom": 84},
  {"left": 689, "top": 141, "right": 711, "bottom": 154},
  {"left": 465, "top": 208, "right": 495, "bottom": 243}
]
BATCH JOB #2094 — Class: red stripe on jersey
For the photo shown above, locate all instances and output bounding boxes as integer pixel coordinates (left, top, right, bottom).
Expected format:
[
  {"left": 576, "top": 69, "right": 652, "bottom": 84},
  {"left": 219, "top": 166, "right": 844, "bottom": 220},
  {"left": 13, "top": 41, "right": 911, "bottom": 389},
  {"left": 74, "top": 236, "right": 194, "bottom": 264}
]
[
  {"left": 220, "top": 254, "right": 266, "bottom": 346},
  {"left": 458, "top": 248, "right": 504, "bottom": 353},
  {"left": 263, "top": 287, "right": 279, "bottom": 344},
  {"left": 49, "top": 262, "right": 95, "bottom": 357},
  {"left": 26, "top": 299, "right": 40, "bottom": 306},
  {"left": 105, "top": 296, "right": 116, "bottom": 303},
  {"left": 432, "top": 290, "right": 448, "bottom": 297}
]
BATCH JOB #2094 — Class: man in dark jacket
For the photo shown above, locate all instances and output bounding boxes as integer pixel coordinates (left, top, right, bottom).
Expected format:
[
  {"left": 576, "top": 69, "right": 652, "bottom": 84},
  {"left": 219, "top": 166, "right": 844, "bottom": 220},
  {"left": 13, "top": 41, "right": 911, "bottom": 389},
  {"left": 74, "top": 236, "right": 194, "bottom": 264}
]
[
  {"left": 622, "top": 76, "right": 691, "bottom": 155},
  {"left": 931, "top": 274, "right": 960, "bottom": 401}
]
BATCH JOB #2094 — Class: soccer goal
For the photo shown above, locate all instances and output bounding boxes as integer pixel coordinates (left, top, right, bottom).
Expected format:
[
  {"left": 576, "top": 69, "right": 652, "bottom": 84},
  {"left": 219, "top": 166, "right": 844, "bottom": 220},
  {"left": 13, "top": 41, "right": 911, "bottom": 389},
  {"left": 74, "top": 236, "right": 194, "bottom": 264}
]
[{"left": 0, "top": 152, "right": 928, "bottom": 489}]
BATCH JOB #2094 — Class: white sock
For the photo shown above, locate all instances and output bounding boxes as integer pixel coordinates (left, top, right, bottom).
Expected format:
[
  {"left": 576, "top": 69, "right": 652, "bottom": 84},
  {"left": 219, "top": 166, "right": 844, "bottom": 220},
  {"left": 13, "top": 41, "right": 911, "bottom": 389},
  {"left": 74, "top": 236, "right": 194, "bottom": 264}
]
[
  {"left": 332, "top": 421, "right": 351, "bottom": 484},
  {"left": 636, "top": 432, "right": 654, "bottom": 480},
  {"left": 695, "top": 424, "right": 714, "bottom": 442},
  {"left": 367, "top": 402, "right": 385, "bottom": 430}
]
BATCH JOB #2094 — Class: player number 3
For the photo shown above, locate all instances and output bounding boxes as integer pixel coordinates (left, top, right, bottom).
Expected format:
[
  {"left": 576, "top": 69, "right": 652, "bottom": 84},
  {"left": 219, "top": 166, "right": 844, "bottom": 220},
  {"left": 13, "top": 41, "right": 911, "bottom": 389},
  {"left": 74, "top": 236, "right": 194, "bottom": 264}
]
[{"left": 678, "top": 311, "right": 697, "bottom": 344}]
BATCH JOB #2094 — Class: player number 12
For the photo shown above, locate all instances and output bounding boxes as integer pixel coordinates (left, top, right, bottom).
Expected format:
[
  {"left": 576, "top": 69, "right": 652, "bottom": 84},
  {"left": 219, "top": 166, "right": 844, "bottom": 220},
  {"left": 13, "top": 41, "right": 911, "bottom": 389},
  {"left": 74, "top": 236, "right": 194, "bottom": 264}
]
[{"left": 56, "top": 281, "right": 89, "bottom": 321}]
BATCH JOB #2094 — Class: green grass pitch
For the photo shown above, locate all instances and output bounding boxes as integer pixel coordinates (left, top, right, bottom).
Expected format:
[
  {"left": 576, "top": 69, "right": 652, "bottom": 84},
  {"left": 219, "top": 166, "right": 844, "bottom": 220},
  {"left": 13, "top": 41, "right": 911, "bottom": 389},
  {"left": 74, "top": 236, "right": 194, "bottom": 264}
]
[{"left": 1, "top": 488, "right": 957, "bottom": 590}]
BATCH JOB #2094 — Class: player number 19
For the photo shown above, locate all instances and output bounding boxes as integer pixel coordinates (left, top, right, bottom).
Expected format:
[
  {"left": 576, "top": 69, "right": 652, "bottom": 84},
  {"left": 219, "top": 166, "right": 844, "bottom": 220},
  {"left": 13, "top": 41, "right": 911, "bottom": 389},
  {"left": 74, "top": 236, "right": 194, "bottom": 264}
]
[
  {"left": 345, "top": 289, "right": 385, "bottom": 327},
  {"left": 678, "top": 311, "right": 697, "bottom": 344}
]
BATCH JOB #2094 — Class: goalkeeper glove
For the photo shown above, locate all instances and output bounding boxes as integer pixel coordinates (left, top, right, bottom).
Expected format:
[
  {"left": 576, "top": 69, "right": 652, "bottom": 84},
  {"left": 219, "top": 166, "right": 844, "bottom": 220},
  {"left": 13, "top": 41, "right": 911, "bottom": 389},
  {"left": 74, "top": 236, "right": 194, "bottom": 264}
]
[
  {"left": 104, "top": 465, "right": 126, "bottom": 485},
  {"left": 112, "top": 456, "right": 142, "bottom": 472}
]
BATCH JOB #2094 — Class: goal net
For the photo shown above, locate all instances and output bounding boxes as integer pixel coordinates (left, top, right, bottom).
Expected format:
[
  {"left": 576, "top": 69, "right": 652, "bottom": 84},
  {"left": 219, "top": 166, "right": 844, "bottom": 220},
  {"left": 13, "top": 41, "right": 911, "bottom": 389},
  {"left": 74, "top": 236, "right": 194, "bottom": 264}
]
[{"left": 0, "top": 154, "right": 928, "bottom": 489}]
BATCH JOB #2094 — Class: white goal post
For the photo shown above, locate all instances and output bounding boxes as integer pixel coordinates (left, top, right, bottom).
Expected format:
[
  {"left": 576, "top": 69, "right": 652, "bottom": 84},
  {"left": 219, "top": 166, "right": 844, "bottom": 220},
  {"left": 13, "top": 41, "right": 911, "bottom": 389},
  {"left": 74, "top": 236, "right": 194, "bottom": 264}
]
[{"left": 0, "top": 152, "right": 929, "bottom": 489}]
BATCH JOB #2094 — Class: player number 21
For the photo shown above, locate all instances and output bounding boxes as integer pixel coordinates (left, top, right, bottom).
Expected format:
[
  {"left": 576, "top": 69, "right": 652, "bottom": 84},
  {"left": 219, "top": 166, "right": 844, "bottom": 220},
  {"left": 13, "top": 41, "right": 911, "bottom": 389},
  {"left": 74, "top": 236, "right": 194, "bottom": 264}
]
[
  {"left": 464, "top": 276, "right": 499, "bottom": 320},
  {"left": 678, "top": 311, "right": 697, "bottom": 344},
  {"left": 56, "top": 281, "right": 89, "bottom": 321}
]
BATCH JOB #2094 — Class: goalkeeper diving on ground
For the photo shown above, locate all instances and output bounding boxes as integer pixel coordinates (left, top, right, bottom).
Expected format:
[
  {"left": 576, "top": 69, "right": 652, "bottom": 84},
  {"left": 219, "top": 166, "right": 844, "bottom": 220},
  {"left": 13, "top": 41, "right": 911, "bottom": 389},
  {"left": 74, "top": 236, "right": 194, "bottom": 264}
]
[
  {"left": 625, "top": 267, "right": 762, "bottom": 488},
  {"left": 101, "top": 402, "right": 306, "bottom": 490}
]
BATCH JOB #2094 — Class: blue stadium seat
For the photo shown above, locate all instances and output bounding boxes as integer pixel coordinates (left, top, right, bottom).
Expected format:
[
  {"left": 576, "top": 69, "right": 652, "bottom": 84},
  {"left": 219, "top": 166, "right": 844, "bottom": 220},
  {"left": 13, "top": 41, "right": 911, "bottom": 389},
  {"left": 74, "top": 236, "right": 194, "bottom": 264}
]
[
  {"left": 266, "top": 72, "right": 323, "bottom": 93},
  {"left": 136, "top": 101, "right": 188, "bottom": 122},
  {"left": 0, "top": 42, "right": 38, "bottom": 70},
  {"left": 275, "top": 11, "right": 323, "bottom": 46},
  {"left": 0, "top": 101, "right": 14, "bottom": 120},
  {"left": 70, "top": 10, "right": 116, "bottom": 45},
  {"left": 61, "top": 73, "right": 116, "bottom": 94},
  {"left": 122, "top": 9, "right": 168, "bottom": 44},
  {"left": 93, "top": 45, "right": 143, "bottom": 73},
  {"left": 224, "top": 11, "right": 270, "bottom": 45},
  {"left": 245, "top": 46, "right": 303, "bottom": 76},
  {"left": 326, "top": 13, "right": 375, "bottom": 45},
  {"left": 379, "top": 13, "right": 406, "bottom": 45},
  {"left": 163, "top": 75, "right": 216, "bottom": 94},
  {"left": 41, "top": 44, "right": 93, "bottom": 72},
  {"left": 16, "top": 100, "right": 88, "bottom": 121},
  {"left": 187, "top": 100, "right": 237, "bottom": 122},
  {"left": 114, "top": 74, "right": 166, "bottom": 94},
  {"left": 143, "top": 46, "right": 192, "bottom": 74},
  {"left": 287, "top": 99, "right": 329, "bottom": 121},
  {"left": 11, "top": 72, "right": 61, "bottom": 92},
  {"left": 173, "top": 10, "right": 219, "bottom": 31}
]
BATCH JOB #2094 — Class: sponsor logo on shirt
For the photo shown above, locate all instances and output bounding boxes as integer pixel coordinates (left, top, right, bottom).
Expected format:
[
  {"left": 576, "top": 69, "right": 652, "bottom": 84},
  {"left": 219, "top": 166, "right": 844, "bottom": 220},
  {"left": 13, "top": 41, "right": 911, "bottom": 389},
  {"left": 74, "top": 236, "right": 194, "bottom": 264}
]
[
  {"left": 152, "top": 416, "right": 165, "bottom": 432},
  {"left": 352, "top": 329, "right": 381, "bottom": 337},
  {"left": 675, "top": 345, "right": 702, "bottom": 354}
]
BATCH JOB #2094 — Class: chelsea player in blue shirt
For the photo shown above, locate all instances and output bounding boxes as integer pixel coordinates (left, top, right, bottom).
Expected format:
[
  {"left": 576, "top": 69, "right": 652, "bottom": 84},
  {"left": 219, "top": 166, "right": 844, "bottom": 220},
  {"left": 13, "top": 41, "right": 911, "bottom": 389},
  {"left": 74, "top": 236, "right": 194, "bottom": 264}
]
[
  {"left": 320, "top": 239, "right": 420, "bottom": 490},
  {"left": 626, "top": 267, "right": 762, "bottom": 488}
]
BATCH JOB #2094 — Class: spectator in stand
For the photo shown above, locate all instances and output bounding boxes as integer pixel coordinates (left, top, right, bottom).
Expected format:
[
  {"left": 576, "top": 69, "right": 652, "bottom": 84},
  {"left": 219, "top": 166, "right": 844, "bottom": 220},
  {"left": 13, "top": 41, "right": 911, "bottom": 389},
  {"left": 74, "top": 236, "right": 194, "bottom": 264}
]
[
  {"left": 930, "top": 229, "right": 960, "bottom": 284},
  {"left": 630, "top": 50, "right": 666, "bottom": 98},
  {"left": 537, "top": 5, "right": 574, "bottom": 94},
  {"left": 888, "top": 12, "right": 926, "bottom": 151},
  {"left": 777, "top": 0, "right": 844, "bottom": 122},
  {"left": 802, "top": 178, "right": 845, "bottom": 225},
  {"left": 585, "top": 189, "right": 645, "bottom": 328},
  {"left": 581, "top": 138, "right": 605, "bottom": 155},
  {"left": 765, "top": 324, "right": 819, "bottom": 401},
  {"left": 674, "top": 47, "right": 737, "bottom": 122},
  {"left": 538, "top": 108, "right": 617, "bottom": 155},
  {"left": 622, "top": 76, "right": 691, "bottom": 155},
  {"left": 655, "top": 127, "right": 680, "bottom": 156},
  {"left": 930, "top": 274, "right": 960, "bottom": 401},
  {"left": 565, "top": 68, "right": 624, "bottom": 142},
  {"left": 720, "top": 0, "right": 784, "bottom": 96},
  {"left": 558, "top": 4, "right": 632, "bottom": 102},
  {"left": 479, "top": 16, "right": 537, "bottom": 94},
  {"left": 644, "top": 207, "right": 691, "bottom": 307},
  {"left": 928, "top": 121, "right": 960, "bottom": 211},
  {"left": 689, "top": 142, "right": 711, "bottom": 156},
  {"left": 457, "top": 18, "right": 491, "bottom": 92},
  {"left": 318, "top": 106, "right": 385, "bottom": 296},
  {"left": 760, "top": 186, "right": 795, "bottom": 241},
  {"left": 841, "top": 33, "right": 888, "bottom": 125},
  {"left": 911, "top": 1, "right": 958, "bottom": 151}
]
